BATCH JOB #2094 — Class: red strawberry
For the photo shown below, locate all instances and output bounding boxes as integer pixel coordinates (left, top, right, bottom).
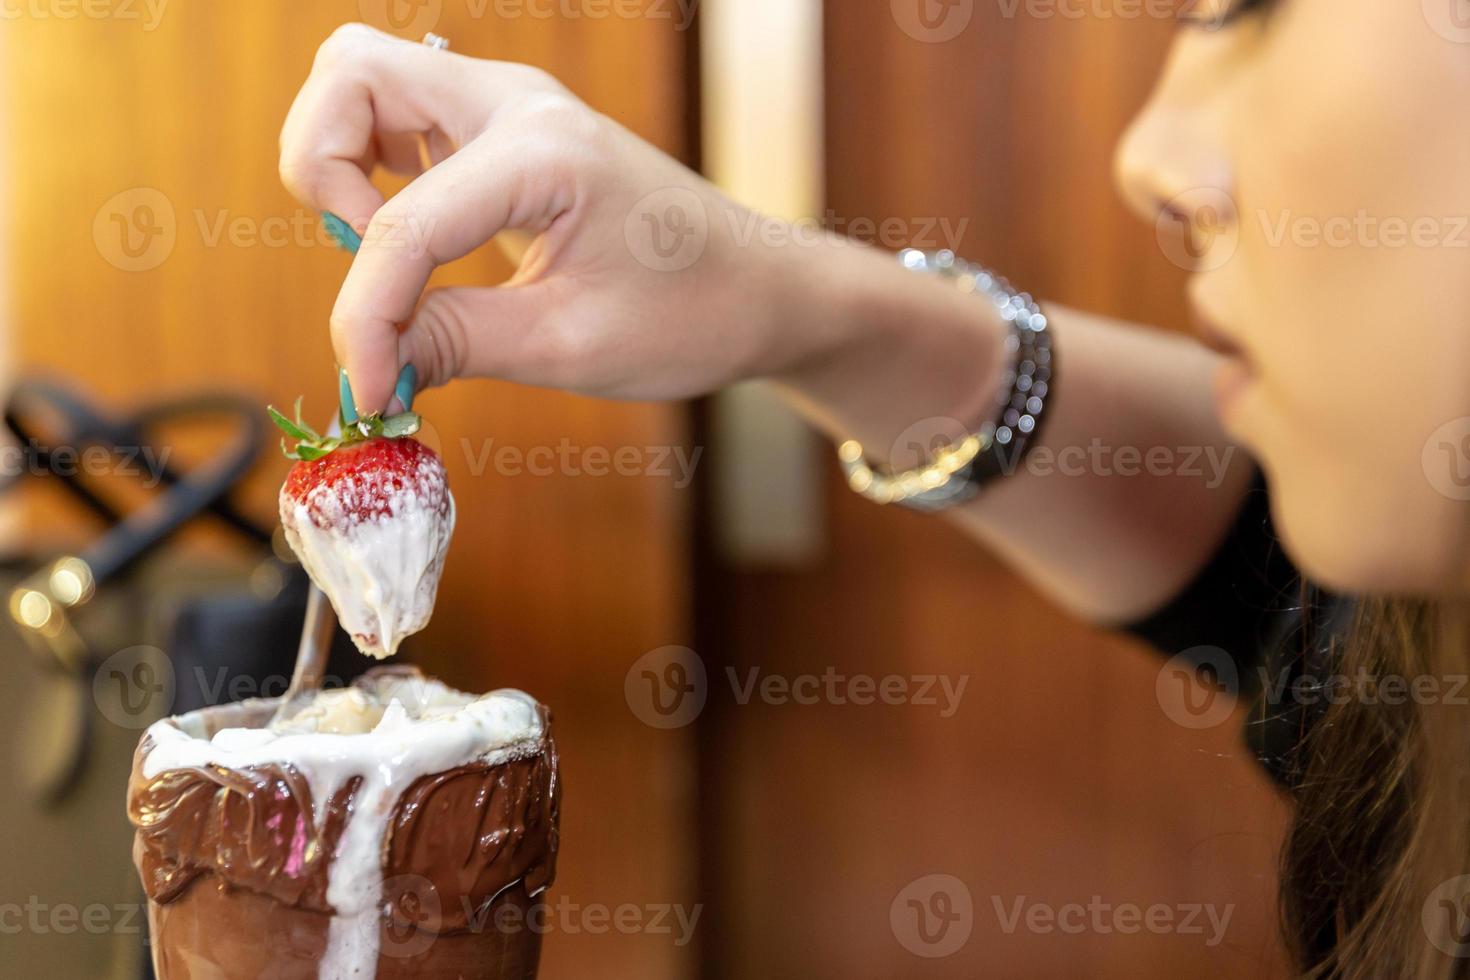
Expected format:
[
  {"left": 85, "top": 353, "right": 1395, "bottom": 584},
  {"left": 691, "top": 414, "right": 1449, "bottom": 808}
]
[
  {"left": 282, "top": 436, "right": 451, "bottom": 529},
  {"left": 271, "top": 403, "right": 456, "bottom": 659}
]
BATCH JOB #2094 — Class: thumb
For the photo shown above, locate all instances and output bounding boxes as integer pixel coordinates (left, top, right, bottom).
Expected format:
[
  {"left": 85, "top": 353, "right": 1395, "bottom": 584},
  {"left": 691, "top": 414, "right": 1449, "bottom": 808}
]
[{"left": 395, "top": 284, "right": 557, "bottom": 396}]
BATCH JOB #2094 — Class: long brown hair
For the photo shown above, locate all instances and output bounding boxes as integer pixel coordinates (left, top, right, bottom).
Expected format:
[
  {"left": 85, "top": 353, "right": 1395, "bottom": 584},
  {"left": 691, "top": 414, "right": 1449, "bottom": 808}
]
[{"left": 1281, "top": 598, "right": 1470, "bottom": 978}]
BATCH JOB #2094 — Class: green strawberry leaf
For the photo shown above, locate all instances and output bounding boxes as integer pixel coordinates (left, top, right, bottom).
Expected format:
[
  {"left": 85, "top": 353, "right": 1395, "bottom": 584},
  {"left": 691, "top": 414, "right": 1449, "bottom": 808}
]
[
  {"left": 292, "top": 396, "right": 321, "bottom": 442},
  {"left": 268, "top": 406, "right": 316, "bottom": 443}
]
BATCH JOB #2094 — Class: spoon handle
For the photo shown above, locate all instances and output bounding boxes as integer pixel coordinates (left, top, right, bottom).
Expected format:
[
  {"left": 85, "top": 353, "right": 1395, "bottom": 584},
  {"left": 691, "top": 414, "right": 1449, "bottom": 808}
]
[{"left": 289, "top": 584, "right": 336, "bottom": 693}]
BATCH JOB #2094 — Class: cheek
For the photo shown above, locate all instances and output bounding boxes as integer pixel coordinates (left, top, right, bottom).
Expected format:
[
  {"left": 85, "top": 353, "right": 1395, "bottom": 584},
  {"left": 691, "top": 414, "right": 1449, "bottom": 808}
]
[{"left": 1218, "top": 0, "right": 1470, "bottom": 591}]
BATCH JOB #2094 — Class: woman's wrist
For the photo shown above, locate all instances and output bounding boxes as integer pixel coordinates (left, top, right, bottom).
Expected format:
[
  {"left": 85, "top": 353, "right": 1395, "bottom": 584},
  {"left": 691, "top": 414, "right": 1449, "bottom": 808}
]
[{"left": 759, "top": 234, "right": 1011, "bottom": 461}]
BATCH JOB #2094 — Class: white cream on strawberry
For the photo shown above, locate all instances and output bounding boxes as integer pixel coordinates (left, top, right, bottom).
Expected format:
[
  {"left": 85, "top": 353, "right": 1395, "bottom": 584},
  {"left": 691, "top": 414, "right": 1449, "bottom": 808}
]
[{"left": 280, "top": 446, "right": 456, "bottom": 659}]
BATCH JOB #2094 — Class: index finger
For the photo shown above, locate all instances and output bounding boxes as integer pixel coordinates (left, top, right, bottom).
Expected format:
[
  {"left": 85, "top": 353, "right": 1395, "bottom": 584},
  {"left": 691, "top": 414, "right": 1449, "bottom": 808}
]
[
  {"left": 330, "top": 122, "right": 575, "bottom": 414},
  {"left": 278, "top": 23, "right": 543, "bottom": 231}
]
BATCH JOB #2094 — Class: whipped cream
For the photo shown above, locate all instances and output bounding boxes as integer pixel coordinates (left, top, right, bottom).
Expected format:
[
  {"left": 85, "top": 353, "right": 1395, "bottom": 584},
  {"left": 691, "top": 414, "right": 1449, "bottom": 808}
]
[
  {"left": 280, "top": 458, "right": 456, "bottom": 660},
  {"left": 140, "top": 674, "right": 544, "bottom": 980}
]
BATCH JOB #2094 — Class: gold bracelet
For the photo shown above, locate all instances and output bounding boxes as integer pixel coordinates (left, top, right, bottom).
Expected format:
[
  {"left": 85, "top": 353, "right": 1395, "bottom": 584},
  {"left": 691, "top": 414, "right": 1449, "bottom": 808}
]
[
  {"left": 836, "top": 435, "right": 985, "bottom": 507},
  {"left": 834, "top": 250, "right": 1053, "bottom": 512}
]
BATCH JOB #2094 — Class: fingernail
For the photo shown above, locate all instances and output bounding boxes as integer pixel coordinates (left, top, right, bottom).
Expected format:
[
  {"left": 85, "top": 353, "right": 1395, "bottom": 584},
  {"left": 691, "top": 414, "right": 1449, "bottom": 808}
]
[
  {"left": 338, "top": 367, "right": 359, "bottom": 425},
  {"left": 322, "top": 211, "right": 363, "bottom": 255},
  {"left": 394, "top": 364, "right": 418, "bottom": 413}
]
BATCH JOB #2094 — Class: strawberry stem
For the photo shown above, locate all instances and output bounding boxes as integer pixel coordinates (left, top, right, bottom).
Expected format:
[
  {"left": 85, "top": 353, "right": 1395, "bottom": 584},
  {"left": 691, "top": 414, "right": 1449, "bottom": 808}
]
[{"left": 268, "top": 401, "right": 423, "bottom": 461}]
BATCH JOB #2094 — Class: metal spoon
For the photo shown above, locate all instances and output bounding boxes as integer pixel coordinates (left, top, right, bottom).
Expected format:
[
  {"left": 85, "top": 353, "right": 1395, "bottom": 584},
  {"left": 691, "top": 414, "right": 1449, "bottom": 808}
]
[{"left": 273, "top": 584, "right": 337, "bottom": 725}]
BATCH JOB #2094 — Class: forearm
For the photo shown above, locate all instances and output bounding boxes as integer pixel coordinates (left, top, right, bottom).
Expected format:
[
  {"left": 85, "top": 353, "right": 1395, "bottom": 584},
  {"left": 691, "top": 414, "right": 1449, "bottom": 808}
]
[{"left": 764, "top": 238, "right": 1255, "bottom": 624}]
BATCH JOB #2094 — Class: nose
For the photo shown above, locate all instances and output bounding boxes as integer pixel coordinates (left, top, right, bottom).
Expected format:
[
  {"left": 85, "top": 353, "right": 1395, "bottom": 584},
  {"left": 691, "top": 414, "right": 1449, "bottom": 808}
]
[{"left": 1114, "top": 89, "right": 1237, "bottom": 247}]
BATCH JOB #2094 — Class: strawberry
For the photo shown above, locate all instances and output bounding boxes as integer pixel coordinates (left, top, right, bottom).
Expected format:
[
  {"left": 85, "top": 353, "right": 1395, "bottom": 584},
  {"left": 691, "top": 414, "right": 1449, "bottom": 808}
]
[
  {"left": 270, "top": 401, "right": 456, "bottom": 660},
  {"left": 281, "top": 435, "right": 450, "bottom": 528}
]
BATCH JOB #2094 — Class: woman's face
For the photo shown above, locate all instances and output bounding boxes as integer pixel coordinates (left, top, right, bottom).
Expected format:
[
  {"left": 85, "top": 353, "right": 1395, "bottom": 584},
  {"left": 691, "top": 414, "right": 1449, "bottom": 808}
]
[{"left": 1115, "top": 0, "right": 1470, "bottom": 595}]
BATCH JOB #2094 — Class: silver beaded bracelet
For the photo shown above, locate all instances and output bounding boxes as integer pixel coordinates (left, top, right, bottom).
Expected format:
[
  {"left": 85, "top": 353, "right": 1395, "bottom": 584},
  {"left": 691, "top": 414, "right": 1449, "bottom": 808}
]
[{"left": 836, "top": 249, "right": 1055, "bottom": 512}]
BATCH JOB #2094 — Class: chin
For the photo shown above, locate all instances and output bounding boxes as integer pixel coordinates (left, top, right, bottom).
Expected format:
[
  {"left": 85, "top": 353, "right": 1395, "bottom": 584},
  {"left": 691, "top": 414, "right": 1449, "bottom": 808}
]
[{"left": 1266, "top": 462, "right": 1470, "bottom": 598}]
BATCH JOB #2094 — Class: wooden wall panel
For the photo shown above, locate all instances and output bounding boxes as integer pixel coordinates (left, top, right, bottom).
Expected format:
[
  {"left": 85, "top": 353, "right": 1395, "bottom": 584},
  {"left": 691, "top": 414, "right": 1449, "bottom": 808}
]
[
  {"left": 1, "top": 4, "right": 696, "bottom": 978},
  {"left": 699, "top": 5, "right": 1291, "bottom": 979}
]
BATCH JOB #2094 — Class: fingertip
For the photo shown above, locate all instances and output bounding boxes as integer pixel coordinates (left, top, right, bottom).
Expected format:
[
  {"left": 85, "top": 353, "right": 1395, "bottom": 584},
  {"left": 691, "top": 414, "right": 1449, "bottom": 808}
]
[
  {"left": 349, "top": 374, "right": 393, "bottom": 419},
  {"left": 335, "top": 333, "right": 397, "bottom": 417}
]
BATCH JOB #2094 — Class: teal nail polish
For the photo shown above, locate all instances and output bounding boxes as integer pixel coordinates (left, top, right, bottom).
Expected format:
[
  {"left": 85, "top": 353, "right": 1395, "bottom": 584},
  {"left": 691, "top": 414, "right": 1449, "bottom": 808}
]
[
  {"left": 338, "top": 368, "right": 359, "bottom": 425},
  {"left": 394, "top": 364, "right": 418, "bottom": 413},
  {"left": 322, "top": 212, "right": 362, "bottom": 255}
]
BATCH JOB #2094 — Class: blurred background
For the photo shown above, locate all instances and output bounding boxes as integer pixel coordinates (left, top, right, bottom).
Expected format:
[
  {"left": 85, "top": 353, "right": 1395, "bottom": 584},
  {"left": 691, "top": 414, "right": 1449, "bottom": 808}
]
[{"left": 0, "top": 1, "right": 1288, "bottom": 978}]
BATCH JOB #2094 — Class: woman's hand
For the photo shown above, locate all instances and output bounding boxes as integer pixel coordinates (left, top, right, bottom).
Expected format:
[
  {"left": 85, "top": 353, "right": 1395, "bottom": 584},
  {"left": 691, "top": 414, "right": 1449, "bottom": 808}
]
[
  {"left": 280, "top": 23, "right": 819, "bottom": 415},
  {"left": 279, "top": 24, "right": 1257, "bottom": 628}
]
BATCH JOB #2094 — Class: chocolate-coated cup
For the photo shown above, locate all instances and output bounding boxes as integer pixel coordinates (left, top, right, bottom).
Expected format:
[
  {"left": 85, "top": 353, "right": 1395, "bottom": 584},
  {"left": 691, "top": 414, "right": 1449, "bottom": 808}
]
[{"left": 127, "top": 673, "right": 559, "bottom": 980}]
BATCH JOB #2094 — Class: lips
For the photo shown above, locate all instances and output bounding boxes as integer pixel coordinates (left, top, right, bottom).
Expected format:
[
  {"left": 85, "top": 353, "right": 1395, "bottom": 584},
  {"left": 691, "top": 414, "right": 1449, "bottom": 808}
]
[
  {"left": 1188, "top": 299, "right": 1256, "bottom": 416},
  {"left": 1190, "top": 303, "right": 1246, "bottom": 362}
]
